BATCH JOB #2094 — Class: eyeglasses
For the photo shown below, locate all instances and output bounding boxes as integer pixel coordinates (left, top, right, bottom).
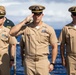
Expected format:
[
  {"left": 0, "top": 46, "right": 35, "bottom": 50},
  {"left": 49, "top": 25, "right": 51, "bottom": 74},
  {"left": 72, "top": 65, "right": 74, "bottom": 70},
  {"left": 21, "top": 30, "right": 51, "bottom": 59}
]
[{"left": 0, "top": 16, "right": 4, "bottom": 19}]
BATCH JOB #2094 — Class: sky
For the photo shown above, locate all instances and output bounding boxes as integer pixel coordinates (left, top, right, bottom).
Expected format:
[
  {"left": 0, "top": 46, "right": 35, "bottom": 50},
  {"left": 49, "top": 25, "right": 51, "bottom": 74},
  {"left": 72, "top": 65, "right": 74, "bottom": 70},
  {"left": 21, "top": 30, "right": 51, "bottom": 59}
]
[{"left": 0, "top": 0, "right": 76, "bottom": 29}]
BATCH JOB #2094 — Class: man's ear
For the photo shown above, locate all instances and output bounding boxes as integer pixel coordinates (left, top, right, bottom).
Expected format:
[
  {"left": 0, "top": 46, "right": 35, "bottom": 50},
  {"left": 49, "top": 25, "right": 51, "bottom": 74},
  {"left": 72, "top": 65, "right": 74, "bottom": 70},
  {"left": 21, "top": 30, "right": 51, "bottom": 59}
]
[{"left": 42, "top": 13, "right": 44, "bottom": 16}]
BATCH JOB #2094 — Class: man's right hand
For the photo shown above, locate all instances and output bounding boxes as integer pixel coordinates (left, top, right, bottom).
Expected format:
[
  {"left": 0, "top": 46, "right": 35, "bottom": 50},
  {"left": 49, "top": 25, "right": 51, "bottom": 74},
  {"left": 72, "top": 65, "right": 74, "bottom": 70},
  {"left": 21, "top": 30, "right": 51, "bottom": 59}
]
[{"left": 23, "top": 14, "right": 34, "bottom": 24}]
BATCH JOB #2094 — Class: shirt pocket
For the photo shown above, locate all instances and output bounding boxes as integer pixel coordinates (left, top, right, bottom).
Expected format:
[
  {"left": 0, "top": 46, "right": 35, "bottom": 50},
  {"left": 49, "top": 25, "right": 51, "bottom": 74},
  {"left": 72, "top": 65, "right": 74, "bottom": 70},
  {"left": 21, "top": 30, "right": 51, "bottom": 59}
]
[
  {"left": 40, "top": 33, "right": 49, "bottom": 42},
  {"left": 70, "top": 35, "right": 76, "bottom": 53},
  {"left": 26, "top": 33, "right": 31, "bottom": 39},
  {"left": 0, "top": 34, "right": 8, "bottom": 42}
]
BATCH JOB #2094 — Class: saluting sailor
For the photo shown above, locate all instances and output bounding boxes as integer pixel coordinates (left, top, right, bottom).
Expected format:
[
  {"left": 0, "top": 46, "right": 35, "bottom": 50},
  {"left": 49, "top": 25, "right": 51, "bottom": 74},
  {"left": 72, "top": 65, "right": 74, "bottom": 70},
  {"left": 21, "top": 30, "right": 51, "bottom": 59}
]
[{"left": 10, "top": 5, "right": 58, "bottom": 75}]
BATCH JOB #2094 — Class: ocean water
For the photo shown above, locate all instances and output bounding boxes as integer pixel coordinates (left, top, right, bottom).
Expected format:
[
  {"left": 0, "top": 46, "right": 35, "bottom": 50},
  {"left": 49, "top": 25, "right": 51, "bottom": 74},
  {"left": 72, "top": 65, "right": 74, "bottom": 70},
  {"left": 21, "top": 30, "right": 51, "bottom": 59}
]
[{"left": 11, "top": 29, "right": 67, "bottom": 75}]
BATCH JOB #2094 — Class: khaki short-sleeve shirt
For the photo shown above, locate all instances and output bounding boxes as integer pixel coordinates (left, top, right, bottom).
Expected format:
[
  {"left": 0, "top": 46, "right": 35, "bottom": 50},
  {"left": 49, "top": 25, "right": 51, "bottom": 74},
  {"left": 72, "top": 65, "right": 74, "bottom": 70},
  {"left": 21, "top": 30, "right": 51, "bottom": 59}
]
[
  {"left": 59, "top": 23, "right": 76, "bottom": 53},
  {"left": 17, "top": 22, "right": 58, "bottom": 56},
  {"left": 0, "top": 26, "right": 17, "bottom": 60}
]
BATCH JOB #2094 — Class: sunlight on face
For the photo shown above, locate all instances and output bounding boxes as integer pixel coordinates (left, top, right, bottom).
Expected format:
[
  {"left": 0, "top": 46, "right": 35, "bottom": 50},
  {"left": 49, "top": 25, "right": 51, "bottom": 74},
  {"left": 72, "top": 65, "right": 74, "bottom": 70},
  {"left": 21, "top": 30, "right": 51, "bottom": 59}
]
[{"left": 33, "top": 13, "right": 44, "bottom": 23}]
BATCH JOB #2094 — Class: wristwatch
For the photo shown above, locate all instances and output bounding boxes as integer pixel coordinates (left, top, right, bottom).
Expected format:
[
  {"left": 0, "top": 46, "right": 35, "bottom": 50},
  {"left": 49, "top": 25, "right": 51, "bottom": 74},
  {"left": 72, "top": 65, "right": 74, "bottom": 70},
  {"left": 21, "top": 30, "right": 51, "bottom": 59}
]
[
  {"left": 50, "top": 63, "right": 55, "bottom": 66},
  {"left": 10, "top": 58, "right": 14, "bottom": 61}
]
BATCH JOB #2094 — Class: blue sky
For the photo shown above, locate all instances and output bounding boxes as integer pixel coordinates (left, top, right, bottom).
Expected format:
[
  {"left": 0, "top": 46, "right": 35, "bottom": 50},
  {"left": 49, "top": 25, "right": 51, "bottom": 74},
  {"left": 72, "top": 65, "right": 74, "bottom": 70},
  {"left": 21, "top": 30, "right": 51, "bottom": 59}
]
[{"left": 0, "top": 0, "right": 76, "bottom": 29}]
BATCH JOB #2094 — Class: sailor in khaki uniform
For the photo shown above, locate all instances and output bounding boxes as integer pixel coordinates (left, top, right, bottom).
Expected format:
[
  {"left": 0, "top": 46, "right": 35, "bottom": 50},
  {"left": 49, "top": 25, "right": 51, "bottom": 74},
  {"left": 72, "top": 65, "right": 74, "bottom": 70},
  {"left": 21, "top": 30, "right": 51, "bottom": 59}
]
[
  {"left": 10, "top": 5, "right": 58, "bottom": 75},
  {"left": 59, "top": 6, "right": 76, "bottom": 75},
  {"left": 0, "top": 6, "right": 17, "bottom": 75}
]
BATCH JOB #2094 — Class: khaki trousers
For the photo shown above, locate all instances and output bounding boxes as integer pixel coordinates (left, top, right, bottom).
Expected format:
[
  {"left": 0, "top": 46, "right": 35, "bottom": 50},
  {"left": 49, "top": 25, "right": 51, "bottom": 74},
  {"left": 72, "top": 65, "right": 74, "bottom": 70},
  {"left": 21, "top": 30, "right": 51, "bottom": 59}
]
[
  {"left": 0, "top": 54, "right": 10, "bottom": 75},
  {"left": 24, "top": 55, "right": 50, "bottom": 75},
  {"left": 66, "top": 55, "right": 76, "bottom": 75}
]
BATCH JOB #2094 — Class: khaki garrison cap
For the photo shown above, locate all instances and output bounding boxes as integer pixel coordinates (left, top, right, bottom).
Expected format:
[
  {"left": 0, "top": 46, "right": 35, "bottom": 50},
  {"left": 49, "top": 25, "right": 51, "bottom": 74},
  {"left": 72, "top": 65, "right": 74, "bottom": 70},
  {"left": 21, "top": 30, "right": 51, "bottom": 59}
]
[
  {"left": 29, "top": 5, "right": 45, "bottom": 14},
  {"left": 0, "top": 6, "right": 6, "bottom": 17},
  {"left": 68, "top": 6, "right": 76, "bottom": 13}
]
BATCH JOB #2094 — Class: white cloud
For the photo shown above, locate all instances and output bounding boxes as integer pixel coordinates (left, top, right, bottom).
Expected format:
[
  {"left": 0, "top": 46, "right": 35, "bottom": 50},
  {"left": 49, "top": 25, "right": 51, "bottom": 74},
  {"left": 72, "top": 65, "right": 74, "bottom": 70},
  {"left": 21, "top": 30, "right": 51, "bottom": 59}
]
[{"left": 0, "top": 0, "right": 76, "bottom": 29}]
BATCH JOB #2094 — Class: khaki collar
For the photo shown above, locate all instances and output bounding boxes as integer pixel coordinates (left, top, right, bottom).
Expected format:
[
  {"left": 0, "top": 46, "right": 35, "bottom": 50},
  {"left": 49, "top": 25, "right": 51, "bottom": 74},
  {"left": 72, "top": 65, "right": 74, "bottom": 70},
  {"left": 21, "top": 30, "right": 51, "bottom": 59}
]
[{"left": 68, "top": 22, "right": 76, "bottom": 30}]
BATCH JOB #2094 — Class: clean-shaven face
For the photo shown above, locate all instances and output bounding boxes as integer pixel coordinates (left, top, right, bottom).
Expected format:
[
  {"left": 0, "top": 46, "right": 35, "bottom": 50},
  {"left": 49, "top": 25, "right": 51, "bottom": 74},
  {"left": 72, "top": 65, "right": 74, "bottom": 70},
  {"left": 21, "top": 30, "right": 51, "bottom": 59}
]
[{"left": 33, "top": 13, "right": 44, "bottom": 23}]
